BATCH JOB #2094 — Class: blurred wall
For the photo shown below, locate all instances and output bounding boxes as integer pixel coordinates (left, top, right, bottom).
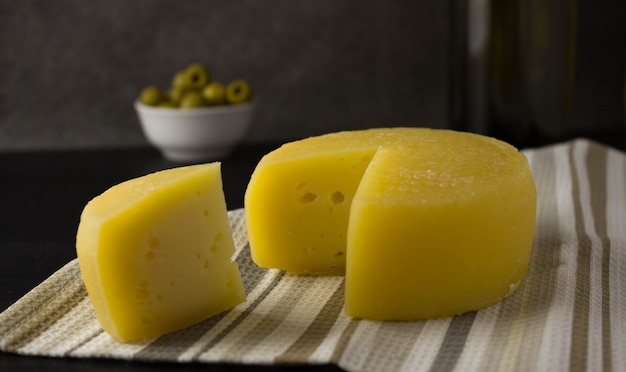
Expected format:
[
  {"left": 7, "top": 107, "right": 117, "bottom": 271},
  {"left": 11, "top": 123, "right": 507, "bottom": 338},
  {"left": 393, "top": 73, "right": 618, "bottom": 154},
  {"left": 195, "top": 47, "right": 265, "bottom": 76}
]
[
  {"left": 0, "top": 0, "right": 447, "bottom": 150},
  {"left": 0, "top": 0, "right": 623, "bottom": 151}
]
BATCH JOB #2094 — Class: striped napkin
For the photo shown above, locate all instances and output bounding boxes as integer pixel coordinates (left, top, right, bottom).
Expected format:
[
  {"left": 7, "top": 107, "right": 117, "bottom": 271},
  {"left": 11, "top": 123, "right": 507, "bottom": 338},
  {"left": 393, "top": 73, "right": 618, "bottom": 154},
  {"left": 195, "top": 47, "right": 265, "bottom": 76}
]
[{"left": 1, "top": 138, "right": 624, "bottom": 371}]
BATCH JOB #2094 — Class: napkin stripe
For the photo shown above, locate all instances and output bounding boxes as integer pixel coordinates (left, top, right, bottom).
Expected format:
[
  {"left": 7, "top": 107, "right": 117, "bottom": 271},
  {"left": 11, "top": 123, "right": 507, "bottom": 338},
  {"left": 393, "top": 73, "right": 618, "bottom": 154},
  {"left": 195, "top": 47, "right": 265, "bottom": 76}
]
[
  {"left": 536, "top": 142, "right": 579, "bottom": 370},
  {"left": 606, "top": 149, "right": 626, "bottom": 372},
  {"left": 586, "top": 142, "right": 613, "bottom": 372},
  {"left": 65, "top": 327, "right": 104, "bottom": 357},
  {"left": 519, "top": 147, "right": 563, "bottom": 371},
  {"left": 587, "top": 141, "right": 612, "bottom": 371},
  {"left": 274, "top": 279, "right": 346, "bottom": 363},
  {"left": 338, "top": 319, "right": 383, "bottom": 370},
  {"left": 470, "top": 304, "right": 506, "bottom": 371},
  {"left": 567, "top": 140, "right": 615, "bottom": 371},
  {"left": 330, "top": 318, "right": 361, "bottom": 364},
  {"left": 569, "top": 142, "right": 592, "bottom": 371},
  {"left": 428, "top": 311, "right": 477, "bottom": 372},
  {"left": 362, "top": 319, "right": 426, "bottom": 371}
]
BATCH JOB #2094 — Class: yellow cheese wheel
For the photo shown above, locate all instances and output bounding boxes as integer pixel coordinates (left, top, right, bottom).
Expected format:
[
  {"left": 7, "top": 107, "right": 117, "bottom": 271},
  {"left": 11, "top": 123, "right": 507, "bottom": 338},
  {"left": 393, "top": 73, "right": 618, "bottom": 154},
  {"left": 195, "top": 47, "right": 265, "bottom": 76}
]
[
  {"left": 76, "top": 163, "right": 246, "bottom": 342},
  {"left": 244, "top": 128, "right": 536, "bottom": 320}
]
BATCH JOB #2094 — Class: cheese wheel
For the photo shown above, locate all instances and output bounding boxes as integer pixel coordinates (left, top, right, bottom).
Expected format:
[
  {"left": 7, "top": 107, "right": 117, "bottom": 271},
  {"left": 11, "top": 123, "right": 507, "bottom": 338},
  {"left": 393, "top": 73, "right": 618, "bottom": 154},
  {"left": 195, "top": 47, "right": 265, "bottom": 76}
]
[
  {"left": 244, "top": 128, "right": 536, "bottom": 319},
  {"left": 76, "top": 163, "right": 246, "bottom": 342}
]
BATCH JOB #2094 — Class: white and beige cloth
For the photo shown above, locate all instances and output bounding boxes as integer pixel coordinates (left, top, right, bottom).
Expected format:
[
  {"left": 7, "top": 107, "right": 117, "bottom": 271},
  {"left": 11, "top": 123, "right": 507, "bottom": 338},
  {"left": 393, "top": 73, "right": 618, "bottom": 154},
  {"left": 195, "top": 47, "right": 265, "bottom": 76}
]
[{"left": 1, "top": 139, "right": 625, "bottom": 371}]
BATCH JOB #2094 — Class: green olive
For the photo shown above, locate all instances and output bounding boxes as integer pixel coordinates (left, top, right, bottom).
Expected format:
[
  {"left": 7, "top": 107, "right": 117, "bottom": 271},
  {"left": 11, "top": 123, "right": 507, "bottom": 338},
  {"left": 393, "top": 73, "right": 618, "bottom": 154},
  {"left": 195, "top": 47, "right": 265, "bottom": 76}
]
[
  {"left": 168, "top": 88, "right": 187, "bottom": 106},
  {"left": 179, "top": 90, "right": 207, "bottom": 109},
  {"left": 139, "top": 86, "right": 163, "bottom": 106},
  {"left": 202, "top": 83, "right": 226, "bottom": 106},
  {"left": 225, "top": 80, "right": 253, "bottom": 104},
  {"left": 171, "top": 71, "right": 189, "bottom": 91},
  {"left": 183, "top": 63, "right": 211, "bottom": 90},
  {"left": 140, "top": 64, "right": 251, "bottom": 109}
]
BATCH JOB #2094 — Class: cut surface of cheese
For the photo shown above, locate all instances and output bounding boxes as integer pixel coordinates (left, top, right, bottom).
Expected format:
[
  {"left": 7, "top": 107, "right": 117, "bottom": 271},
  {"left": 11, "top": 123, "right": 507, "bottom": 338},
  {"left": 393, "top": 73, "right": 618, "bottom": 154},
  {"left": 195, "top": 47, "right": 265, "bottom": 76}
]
[
  {"left": 76, "top": 163, "right": 246, "bottom": 342},
  {"left": 244, "top": 128, "right": 536, "bottom": 319}
]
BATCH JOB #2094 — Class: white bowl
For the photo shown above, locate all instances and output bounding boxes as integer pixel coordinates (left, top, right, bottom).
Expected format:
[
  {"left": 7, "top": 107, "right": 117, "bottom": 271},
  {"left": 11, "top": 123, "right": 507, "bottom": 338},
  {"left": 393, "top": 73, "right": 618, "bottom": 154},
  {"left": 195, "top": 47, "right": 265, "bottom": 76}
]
[{"left": 135, "top": 101, "right": 255, "bottom": 162}]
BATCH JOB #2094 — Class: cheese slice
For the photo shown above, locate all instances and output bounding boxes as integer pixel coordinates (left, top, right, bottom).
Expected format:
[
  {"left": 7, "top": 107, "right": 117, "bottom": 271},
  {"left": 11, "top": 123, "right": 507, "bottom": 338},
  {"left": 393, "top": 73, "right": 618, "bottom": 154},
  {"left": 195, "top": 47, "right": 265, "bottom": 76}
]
[
  {"left": 76, "top": 163, "right": 246, "bottom": 342},
  {"left": 244, "top": 128, "right": 536, "bottom": 319}
]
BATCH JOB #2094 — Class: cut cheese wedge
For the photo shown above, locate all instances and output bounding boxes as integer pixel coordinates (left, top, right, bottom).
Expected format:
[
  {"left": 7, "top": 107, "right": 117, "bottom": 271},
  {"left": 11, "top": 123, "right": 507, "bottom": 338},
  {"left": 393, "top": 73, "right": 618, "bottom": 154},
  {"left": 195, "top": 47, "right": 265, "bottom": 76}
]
[
  {"left": 244, "top": 128, "right": 536, "bottom": 320},
  {"left": 76, "top": 163, "right": 246, "bottom": 342}
]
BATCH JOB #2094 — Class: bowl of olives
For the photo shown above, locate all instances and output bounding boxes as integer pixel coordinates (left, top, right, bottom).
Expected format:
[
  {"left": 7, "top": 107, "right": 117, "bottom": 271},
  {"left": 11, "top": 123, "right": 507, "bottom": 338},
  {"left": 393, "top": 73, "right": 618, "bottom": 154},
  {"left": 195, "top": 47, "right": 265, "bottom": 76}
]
[{"left": 135, "top": 63, "right": 255, "bottom": 162}]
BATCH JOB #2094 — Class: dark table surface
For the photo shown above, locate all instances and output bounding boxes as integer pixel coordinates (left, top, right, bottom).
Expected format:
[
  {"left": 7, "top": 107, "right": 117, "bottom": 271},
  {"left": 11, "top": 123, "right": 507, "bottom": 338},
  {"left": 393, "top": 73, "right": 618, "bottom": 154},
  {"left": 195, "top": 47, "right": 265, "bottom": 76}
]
[{"left": 0, "top": 144, "right": 342, "bottom": 371}]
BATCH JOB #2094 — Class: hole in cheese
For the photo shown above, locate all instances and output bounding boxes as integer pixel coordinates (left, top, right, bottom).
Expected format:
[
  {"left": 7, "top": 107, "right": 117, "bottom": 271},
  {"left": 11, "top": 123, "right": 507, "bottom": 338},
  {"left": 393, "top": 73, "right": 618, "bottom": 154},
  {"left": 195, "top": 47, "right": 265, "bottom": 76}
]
[
  {"left": 299, "top": 192, "right": 317, "bottom": 204},
  {"left": 135, "top": 288, "right": 149, "bottom": 300},
  {"left": 331, "top": 191, "right": 345, "bottom": 204},
  {"left": 144, "top": 251, "right": 156, "bottom": 261},
  {"left": 148, "top": 237, "right": 160, "bottom": 249}
]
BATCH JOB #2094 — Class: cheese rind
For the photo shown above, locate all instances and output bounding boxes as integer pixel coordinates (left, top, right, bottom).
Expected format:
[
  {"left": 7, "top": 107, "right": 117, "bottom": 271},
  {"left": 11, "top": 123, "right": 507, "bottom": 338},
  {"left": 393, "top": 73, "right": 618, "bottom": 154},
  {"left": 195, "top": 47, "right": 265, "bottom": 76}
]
[
  {"left": 346, "top": 147, "right": 536, "bottom": 319},
  {"left": 245, "top": 128, "right": 536, "bottom": 319},
  {"left": 76, "top": 163, "right": 246, "bottom": 342}
]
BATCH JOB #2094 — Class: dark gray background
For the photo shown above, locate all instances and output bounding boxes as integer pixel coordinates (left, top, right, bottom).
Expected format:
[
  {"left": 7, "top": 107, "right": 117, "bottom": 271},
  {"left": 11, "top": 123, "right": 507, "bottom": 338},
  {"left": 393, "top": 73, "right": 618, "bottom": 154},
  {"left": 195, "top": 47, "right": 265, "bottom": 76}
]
[{"left": 0, "top": 0, "right": 624, "bottom": 151}]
